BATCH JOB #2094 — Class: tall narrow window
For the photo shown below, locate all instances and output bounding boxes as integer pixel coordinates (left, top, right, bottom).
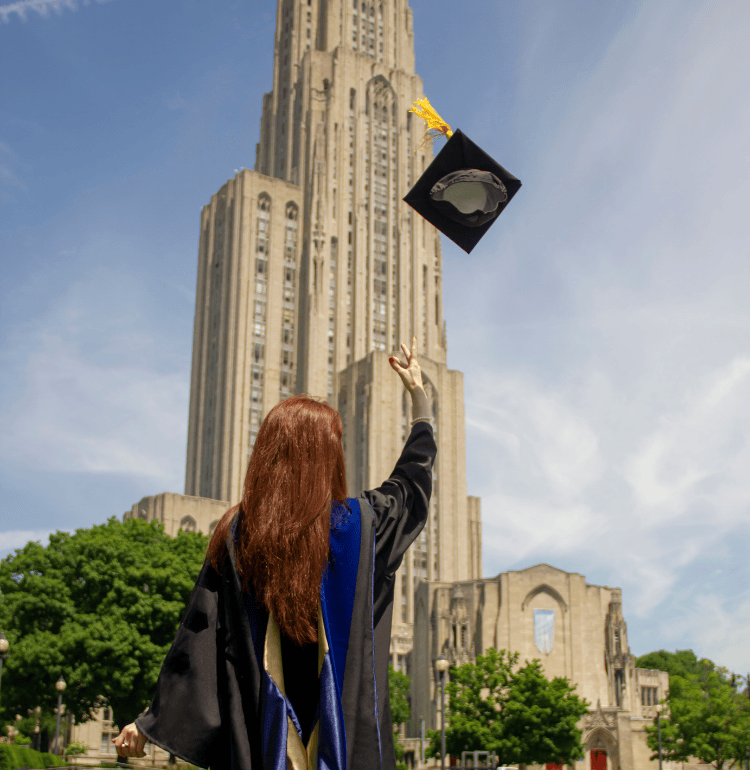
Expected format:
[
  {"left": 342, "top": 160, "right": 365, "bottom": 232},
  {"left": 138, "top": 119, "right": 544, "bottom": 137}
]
[{"left": 280, "top": 202, "right": 299, "bottom": 400}]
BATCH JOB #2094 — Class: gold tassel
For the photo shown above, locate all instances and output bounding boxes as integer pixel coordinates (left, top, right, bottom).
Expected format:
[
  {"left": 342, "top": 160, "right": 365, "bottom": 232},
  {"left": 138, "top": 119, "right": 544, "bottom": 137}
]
[{"left": 410, "top": 97, "right": 453, "bottom": 152}]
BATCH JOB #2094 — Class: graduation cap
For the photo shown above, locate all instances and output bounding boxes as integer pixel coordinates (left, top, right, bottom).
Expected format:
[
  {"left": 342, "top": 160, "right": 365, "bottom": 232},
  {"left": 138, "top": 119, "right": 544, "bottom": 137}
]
[{"left": 403, "top": 98, "right": 522, "bottom": 254}]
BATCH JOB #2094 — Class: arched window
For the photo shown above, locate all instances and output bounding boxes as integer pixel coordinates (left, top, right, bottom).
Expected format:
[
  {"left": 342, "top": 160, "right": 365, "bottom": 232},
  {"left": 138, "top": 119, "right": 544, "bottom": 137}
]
[
  {"left": 257, "top": 194, "right": 271, "bottom": 254},
  {"left": 350, "top": 88, "right": 356, "bottom": 111},
  {"left": 284, "top": 203, "right": 299, "bottom": 263},
  {"left": 180, "top": 516, "right": 197, "bottom": 533}
]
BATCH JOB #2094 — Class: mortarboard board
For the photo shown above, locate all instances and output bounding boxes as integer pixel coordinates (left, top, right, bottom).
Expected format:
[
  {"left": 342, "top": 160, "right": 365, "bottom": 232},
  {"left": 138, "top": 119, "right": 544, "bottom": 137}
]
[{"left": 403, "top": 99, "right": 522, "bottom": 254}]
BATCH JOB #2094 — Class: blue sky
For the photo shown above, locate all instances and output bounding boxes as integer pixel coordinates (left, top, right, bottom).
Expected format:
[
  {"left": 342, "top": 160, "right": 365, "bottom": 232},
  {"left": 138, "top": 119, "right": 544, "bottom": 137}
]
[{"left": 1, "top": 0, "right": 748, "bottom": 676}]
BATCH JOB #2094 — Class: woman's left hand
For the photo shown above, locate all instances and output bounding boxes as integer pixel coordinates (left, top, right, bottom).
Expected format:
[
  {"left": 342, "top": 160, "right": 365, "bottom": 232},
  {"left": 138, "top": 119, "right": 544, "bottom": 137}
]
[{"left": 111, "top": 722, "right": 147, "bottom": 758}]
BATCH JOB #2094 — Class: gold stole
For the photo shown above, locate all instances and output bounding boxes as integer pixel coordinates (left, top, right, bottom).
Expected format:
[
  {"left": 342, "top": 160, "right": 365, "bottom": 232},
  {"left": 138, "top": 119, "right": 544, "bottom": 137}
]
[{"left": 263, "top": 605, "right": 326, "bottom": 770}]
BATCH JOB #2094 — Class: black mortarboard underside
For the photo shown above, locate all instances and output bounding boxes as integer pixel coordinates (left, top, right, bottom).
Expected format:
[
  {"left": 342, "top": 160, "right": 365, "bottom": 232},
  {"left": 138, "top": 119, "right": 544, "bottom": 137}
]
[{"left": 403, "top": 128, "right": 521, "bottom": 254}]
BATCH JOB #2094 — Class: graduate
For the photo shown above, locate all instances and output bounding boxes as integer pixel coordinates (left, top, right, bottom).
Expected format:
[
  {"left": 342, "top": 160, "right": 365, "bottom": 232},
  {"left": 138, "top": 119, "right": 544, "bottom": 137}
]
[{"left": 112, "top": 336, "right": 436, "bottom": 770}]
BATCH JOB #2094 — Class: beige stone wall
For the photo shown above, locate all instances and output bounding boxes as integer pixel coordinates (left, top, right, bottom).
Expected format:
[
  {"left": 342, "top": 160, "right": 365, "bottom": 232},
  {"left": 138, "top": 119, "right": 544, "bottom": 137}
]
[
  {"left": 184, "top": 172, "right": 302, "bottom": 506},
  {"left": 411, "top": 566, "right": 672, "bottom": 770},
  {"left": 124, "top": 491, "right": 229, "bottom": 538}
]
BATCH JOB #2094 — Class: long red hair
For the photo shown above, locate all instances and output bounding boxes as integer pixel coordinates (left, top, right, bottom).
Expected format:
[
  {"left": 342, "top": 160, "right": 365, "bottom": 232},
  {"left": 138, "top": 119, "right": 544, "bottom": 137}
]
[{"left": 207, "top": 394, "right": 348, "bottom": 646}]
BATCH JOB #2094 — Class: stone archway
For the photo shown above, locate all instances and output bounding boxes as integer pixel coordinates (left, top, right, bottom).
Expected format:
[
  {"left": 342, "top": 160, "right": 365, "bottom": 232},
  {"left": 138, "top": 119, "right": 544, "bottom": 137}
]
[{"left": 585, "top": 726, "right": 618, "bottom": 770}]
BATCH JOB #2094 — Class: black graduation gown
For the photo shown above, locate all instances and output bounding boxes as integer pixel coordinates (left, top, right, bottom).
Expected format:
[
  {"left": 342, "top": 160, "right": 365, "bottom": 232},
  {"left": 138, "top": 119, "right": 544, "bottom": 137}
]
[{"left": 134, "top": 421, "right": 436, "bottom": 770}]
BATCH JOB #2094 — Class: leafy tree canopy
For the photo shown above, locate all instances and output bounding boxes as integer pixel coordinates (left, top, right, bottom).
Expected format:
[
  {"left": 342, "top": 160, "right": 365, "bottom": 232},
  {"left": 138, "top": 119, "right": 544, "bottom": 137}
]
[
  {"left": 635, "top": 649, "right": 706, "bottom": 681},
  {"left": 388, "top": 664, "right": 411, "bottom": 729},
  {"left": 637, "top": 650, "right": 750, "bottom": 770},
  {"left": 0, "top": 516, "right": 209, "bottom": 734},
  {"left": 425, "top": 648, "right": 589, "bottom": 766},
  {"left": 388, "top": 664, "right": 411, "bottom": 765}
]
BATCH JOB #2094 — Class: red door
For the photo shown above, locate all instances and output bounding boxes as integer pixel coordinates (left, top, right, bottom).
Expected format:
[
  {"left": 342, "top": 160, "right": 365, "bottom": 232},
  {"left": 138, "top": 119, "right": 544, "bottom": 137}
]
[
  {"left": 591, "top": 750, "right": 607, "bottom": 770},
  {"left": 546, "top": 764, "right": 563, "bottom": 770}
]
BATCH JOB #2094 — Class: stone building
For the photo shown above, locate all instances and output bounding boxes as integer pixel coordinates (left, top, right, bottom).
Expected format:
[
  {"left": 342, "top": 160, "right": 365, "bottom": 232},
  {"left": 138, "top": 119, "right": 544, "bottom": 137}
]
[
  {"left": 404, "top": 564, "right": 673, "bottom": 770},
  {"left": 181, "top": 0, "right": 482, "bottom": 660}
]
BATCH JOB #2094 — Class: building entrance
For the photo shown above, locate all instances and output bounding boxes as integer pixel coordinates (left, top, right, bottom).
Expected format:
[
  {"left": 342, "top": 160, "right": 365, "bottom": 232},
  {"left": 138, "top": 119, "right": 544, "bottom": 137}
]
[{"left": 591, "top": 750, "right": 607, "bottom": 770}]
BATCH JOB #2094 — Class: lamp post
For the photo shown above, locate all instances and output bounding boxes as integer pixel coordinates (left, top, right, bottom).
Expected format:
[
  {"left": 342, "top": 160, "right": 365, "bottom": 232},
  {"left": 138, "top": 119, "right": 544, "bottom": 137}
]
[
  {"left": 53, "top": 676, "right": 66, "bottom": 756},
  {"left": 435, "top": 655, "right": 450, "bottom": 770},
  {"left": 0, "top": 632, "right": 9, "bottom": 711},
  {"left": 654, "top": 704, "right": 664, "bottom": 770},
  {"left": 34, "top": 706, "right": 41, "bottom": 752}
]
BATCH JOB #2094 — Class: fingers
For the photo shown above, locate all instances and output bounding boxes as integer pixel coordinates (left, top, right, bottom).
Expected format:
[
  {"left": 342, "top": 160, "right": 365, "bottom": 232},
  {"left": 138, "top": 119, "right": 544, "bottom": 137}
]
[
  {"left": 112, "top": 725, "right": 146, "bottom": 759},
  {"left": 399, "top": 336, "right": 418, "bottom": 362},
  {"left": 391, "top": 337, "right": 419, "bottom": 374}
]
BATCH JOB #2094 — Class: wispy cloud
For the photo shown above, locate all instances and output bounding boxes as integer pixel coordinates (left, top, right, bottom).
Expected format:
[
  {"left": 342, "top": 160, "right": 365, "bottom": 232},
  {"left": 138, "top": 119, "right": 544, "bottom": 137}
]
[
  {"left": 470, "top": 353, "right": 750, "bottom": 650},
  {"left": 0, "top": 529, "right": 56, "bottom": 562},
  {"left": 456, "top": 0, "right": 750, "bottom": 647},
  {"left": 0, "top": 139, "right": 27, "bottom": 202},
  {"left": 625, "top": 357, "right": 750, "bottom": 516},
  {"left": 0, "top": 265, "right": 188, "bottom": 483},
  {"left": 0, "top": 0, "right": 110, "bottom": 24},
  {"left": 665, "top": 591, "right": 750, "bottom": 672}
]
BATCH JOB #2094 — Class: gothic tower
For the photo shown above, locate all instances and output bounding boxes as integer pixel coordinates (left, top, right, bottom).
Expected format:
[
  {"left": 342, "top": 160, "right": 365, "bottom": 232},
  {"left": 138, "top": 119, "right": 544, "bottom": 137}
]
[{"left": 183, "top": 0, "right": 482, "bottom": 675}]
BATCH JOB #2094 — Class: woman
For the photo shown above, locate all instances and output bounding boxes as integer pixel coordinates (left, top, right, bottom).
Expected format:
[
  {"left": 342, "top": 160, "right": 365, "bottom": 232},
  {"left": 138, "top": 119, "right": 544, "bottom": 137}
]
[{"left": 113, "top": 337, "right": 436, "bottom": 770}]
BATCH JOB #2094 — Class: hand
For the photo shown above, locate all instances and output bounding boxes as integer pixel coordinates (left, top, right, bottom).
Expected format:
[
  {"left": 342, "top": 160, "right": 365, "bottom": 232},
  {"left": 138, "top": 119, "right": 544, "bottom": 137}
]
[
  {"left": 389, "top": 336, "right": 425, "bottom": 394},
  {"left": 111, "top": 722, "right": 147, "bottom": 759}
]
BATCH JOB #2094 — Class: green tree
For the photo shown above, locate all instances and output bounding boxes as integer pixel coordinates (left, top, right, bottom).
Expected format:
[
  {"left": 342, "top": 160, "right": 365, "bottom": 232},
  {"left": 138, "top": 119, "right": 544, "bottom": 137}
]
[
  {"left": 0, "top": 709, "right": 59, "bottom": 752},
  {"left": 0, "top": 516, "right": 208, "bottom": 742},
  {"left": 65, "top": 739, "right": 90, "bottom": 757},
  {"left": 635, "top": 649, "right": 704, "bottom": 681},
  {"left": 389, "top": 664, "right": 411, "bottom": 770},
  {"left": 637, "top": 651, "right": 750, "bottom": 770},
  {"left": 424, "top": 648, "right": 589, "bottom": 766}
]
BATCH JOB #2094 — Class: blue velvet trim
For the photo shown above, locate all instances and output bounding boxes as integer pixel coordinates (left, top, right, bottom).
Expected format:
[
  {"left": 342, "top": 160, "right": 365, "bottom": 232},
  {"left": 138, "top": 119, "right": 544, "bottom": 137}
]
[
  {"left": 317, "top": 649, "right": 347, "bottom": 770},
  {"left": 369, "top": 525, "right": 383, "bottom": 767},
  {"left": 259, "top": 670, "right": 289, "bottom": 770},
  {"left": 321, "top": 498, "right": 361, "bottom": 698}
]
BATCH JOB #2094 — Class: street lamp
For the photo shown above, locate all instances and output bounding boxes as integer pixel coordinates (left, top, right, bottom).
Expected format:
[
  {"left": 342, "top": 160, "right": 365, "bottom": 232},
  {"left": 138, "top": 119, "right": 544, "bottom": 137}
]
[
  {"left": 654, "top": 704, "right": 664, "bottom": 770},
  {"left": 0, "top": 632, "right": 9, "bottom": 709},
  {"left": 53, "top": 676, "right": 66, "bottom": 756},
  {"left": 34, "top": 707, "right": 41, "bottom": 752},
  {"left": 435, "top": 655, "right": 450, "bottom": 770}
]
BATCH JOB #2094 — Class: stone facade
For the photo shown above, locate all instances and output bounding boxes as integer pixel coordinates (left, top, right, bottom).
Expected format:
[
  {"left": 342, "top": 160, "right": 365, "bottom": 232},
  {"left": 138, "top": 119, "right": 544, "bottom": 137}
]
[
  {"left": 409, "top": 564, "right": 673, "bottom": 770},
  {"left": 122, "top": 492, "right": 229, "bottom": 537}
]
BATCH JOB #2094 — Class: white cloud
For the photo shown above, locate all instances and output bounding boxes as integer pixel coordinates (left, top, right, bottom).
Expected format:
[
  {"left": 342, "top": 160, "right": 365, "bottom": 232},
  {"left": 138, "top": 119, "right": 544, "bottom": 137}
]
[
  {"left": 467, "top": 371, "right": 603, "bottom": 503},
  {"left": 0, "top": 530, "right": 56, "bottom": 562},
  {"left": 471, "top": 352, "right": 750, "bottom": 622},
  {"left": 450, "top": 3, "right": 750, "bottom": 670},
  {"left": 0, "top": 0, "right": 110, "bottom": 23},
  {"left": 0, "top": 268, "right": 188, "bottom": 482},
  {"left": 663, "top": 592, "right": 750, "bottom": 673},
  {"left": 625, "top": 358, "right": 750, "bottom": 516}
]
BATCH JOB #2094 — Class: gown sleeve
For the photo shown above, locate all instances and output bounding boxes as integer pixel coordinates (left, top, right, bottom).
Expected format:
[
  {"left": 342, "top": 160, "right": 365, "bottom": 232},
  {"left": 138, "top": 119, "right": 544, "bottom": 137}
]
[
  {"left": 361, "top": 420, "right": 437, "bottom": 587},
  {"left": 134, "top": 559, "right": 227, "bottom": 769}
]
